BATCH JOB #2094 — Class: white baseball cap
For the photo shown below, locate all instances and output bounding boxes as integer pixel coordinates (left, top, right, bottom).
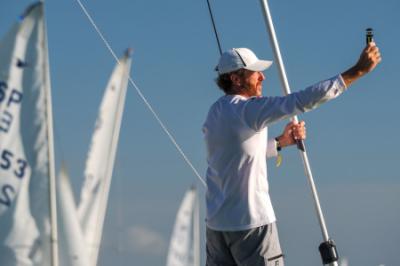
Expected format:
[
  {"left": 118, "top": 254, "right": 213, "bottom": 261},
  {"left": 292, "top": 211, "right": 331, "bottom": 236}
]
[{"left": 215, "top": 48, "right": 273, "bottom": 75}]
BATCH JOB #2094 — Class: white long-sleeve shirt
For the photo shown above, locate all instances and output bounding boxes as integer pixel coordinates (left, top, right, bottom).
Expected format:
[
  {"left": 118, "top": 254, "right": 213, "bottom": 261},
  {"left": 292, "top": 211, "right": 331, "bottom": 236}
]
[{"left": 203, "top": 75, "right": 346, "bottom": 231}]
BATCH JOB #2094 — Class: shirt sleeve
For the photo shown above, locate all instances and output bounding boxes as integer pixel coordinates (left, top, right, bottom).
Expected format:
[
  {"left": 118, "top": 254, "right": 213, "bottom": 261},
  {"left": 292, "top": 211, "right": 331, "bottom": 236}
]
[
  {"left": 239, "top": 75, "right": 347, "bottom": 131},
  {"left": 266, "top": 138, "right": 278, "bottom": 158}
]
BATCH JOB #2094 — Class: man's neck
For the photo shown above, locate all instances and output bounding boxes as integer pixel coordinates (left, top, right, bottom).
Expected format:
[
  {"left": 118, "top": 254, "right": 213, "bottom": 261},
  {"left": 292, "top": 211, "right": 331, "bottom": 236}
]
[{"left": 229, "top": 86, "right": 250, "bottom": 98}]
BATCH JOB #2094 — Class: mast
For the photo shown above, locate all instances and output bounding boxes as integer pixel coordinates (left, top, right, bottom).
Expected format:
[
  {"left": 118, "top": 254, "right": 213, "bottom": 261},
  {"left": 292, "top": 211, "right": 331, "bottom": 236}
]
[
  {"left": 258, "top": 1, "right": 338, "bottom": 265},
  {"left": 42, "top": 2, "right": 59, "bottom": 264}
]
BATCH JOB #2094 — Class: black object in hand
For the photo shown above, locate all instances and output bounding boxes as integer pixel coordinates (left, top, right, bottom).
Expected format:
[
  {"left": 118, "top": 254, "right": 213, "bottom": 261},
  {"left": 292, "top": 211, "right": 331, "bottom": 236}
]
[{"left": 366, "top": 28, "right": 374, "bottom": 44}]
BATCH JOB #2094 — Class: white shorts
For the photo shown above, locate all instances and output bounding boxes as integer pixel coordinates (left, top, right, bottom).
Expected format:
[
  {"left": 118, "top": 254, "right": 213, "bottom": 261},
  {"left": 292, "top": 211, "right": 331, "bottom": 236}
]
[{"left": 206, "top": 222, "right": 284, "bottom": 266}]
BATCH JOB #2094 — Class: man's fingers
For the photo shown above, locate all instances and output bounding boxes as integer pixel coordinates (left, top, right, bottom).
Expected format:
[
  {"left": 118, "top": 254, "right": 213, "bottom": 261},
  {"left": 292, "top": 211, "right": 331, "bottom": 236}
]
[
  {"left": 366, "top": 45, "right": 381, "bottom": 62},
  {"left": 366, "top": 41, "right": 376, "bottom": 52},
  {"left": 291, "top": 121, "right": 306, "bottom": 140},
  {"left": 292, "top": 121, "right": 305, "bottom": 130},
  {"left": 283, "top": 120, "right": 306, "bottom": 141}
]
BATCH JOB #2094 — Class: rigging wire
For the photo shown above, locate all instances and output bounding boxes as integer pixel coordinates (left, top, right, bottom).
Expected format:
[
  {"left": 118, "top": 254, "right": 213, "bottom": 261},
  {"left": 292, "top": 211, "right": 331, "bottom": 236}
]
[
  {"left": 74, "top": 0, "right": 207, "bottom": 187},
  {"left": 206, "top": 0, "right": 223, "bottom": 55}
]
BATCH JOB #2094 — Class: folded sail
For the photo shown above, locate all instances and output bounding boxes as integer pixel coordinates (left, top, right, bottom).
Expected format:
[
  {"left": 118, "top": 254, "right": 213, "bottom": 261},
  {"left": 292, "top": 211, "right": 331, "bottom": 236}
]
[
  {"left": 166, "top": 187, "right": 199, "bottom": 266},
  {"left": 77, "top": 49, "right": 132, "bottom": 265},
  {"left": 57, "top": 166, "right": 89, "bottom": 266},
  {"left": 0, "top": 2, "right": 57, "bottom": 265}
]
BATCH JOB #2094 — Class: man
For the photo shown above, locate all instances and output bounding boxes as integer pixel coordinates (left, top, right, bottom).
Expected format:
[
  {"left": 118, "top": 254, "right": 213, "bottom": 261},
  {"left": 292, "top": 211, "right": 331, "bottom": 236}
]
[{"left": 203, "top": 43, "right": 381, "bottom": 266}]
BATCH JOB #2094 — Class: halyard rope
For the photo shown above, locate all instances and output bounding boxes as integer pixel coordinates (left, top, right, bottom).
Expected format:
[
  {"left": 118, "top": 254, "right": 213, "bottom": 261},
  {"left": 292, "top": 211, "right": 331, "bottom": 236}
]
[{"left": 74, "top": 0, "right": 207, "bottom": 187}]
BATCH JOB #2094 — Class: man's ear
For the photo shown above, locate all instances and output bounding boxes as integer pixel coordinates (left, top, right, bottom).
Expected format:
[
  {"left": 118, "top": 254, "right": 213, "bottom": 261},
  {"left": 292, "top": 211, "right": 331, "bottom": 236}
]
[{"left": 230, "top": 73, "right": 241, "bottom": 87}]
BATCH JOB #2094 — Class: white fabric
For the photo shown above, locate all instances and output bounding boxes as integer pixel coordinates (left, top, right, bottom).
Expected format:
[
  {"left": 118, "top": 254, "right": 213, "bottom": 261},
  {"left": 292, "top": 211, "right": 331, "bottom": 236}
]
[
  {"left": 203, "top": 75, "right": 346, "bottom": 231},
  {"left": 166, "top": 188, "right": 197, "bottom": 266},
  {"left": 0, "top": 3, "right": 54, "bottom": 265},
  {"left": 77, "top": 50, "right": 131, "bottom": 266},
  {"left": 57, "top": 167, "right": 89, "bottom": 266},
  {"left": 266, "top": 138, "right": 278, "bottom": 158}
]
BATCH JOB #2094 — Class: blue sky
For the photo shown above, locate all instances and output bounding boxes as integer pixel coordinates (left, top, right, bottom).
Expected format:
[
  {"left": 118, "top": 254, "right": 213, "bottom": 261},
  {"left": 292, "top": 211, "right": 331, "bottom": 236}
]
[{"left": 1, "top": 0, "right": 399, "bottom": 265}]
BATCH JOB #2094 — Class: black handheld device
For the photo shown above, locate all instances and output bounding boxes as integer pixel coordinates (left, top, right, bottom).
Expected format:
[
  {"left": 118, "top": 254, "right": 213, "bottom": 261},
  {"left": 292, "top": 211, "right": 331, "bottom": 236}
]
[{"left": 366, "top": 28, "right": 374, "bottom": 44}]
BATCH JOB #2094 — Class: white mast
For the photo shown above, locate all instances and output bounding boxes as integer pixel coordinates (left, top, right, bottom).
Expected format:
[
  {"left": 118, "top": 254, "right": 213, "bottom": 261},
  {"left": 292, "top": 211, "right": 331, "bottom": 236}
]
[
  {"left": 258, "top": 1, "right": 338, "bottom": 265},
  {"left": 42, "top": 3, "right": 59, "bottom": 265}
]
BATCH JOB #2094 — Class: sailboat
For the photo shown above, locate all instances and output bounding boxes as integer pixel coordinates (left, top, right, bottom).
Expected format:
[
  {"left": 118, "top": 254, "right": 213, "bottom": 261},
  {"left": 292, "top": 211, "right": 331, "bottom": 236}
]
[
  {"left": 166, "top": 186, "right": 200, "bottom": 266},
  {"left": 0, "top": 2, "right": 58, "bottom": 266}
]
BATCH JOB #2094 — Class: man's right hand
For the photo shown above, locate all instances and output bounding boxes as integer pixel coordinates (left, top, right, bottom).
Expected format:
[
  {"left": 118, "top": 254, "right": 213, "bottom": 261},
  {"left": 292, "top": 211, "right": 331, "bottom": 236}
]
[
  {"left": 341, "top": 42, "right": 382, "bottom": 87},
  {"left": 355, "top": 42, "right": 382, "bottom": 74}
]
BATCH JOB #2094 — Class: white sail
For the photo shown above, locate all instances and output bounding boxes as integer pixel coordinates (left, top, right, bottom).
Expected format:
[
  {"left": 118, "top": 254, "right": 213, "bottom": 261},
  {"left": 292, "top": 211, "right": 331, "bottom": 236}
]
[
  {"left": 57, "top": 166, "right": 89, "bottom": 266},
  {"left": 77, "top": 49, "right": 132, "bottom": 265},
  {"left": 192, "top": 188, "right": 200, "bottom": 266},
  {"left": 0, "top": 2, "right": 58, "bottom": 266},
  {"left": 340, "top": 257, "right": 349, "bottom": 266},
  {"left": 166, "top": 187, "right": 199, "bottom": 266}
]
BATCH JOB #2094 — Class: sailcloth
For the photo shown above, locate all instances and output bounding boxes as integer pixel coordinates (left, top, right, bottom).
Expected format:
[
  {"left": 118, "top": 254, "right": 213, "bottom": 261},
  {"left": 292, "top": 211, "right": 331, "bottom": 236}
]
[
  {"left": 0, "top": 2, "right": 57, "bottom": 266},
  {"left": 77, "top": 49, "right": 132, "bottom": 265},
  {"left": 166, "top": 187, "right": 200, "bottom": 266},
  {"left": 57, "top": 166, "right": 89, "bottom": 266}
]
